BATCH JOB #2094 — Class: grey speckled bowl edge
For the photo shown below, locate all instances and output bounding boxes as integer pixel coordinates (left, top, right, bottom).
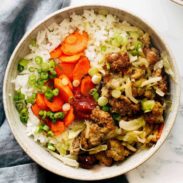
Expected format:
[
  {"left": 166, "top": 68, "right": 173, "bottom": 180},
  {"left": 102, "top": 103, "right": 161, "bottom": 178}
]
[{"left": 3, "top": 4, "right": 181, "bottom": 181}]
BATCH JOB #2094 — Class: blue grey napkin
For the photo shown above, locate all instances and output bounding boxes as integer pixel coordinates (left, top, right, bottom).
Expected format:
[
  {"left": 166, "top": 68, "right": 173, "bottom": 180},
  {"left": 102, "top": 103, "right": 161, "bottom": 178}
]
[{"left": 0, "top": 1, "right": 128, "bottom": 182}]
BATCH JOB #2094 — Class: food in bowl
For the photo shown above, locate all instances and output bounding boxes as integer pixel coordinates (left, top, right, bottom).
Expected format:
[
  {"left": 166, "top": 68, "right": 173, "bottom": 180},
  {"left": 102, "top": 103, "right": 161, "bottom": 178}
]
[{"left": 12, "top": 10, "right": 174, "bottom": 169}]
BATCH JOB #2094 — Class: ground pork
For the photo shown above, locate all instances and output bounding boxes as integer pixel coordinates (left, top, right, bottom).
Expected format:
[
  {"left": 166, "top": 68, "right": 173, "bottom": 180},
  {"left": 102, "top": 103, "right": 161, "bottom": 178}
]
[
  {"left": 145, "top": 48, "right": 160, "bottom": 65},
  {"left": 106, "top": 139, "right": 130, "bottom": 161},
  {"left": 144, "top": 102, "right": 164, "bottom": 124},
  {"left": 106, "top": 52, "right": 130, "bottom": 73},
  {"left": 109, "top": 95, "right": 140, "bottom": 117},
  {"left": 96, "top": 152, "right": 113, "bottom": 166}
]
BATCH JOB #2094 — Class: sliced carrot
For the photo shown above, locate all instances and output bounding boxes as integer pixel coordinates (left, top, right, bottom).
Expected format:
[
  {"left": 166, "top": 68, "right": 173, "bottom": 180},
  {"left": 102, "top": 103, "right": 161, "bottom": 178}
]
[
  {"left": 61, "top": 31, "right": 89, "bottom": 55},
  {"left": 31, "top": 103, "right": 41, "bottom": 117},
  {"left": 44, "top": 95, "right": 63, "bottom": 112},
  {"left": 73, "top": 56, "right": 90, "bottom": 81},
  {"left": 81, "top": 76, "right": 95, "bottom": 96},
  {"left": 54, "top": 78, "right": 73, "bottom": 102},
  {"left": 36, "top": 93, "right": 48, "bottom": 110},
  {"left": 50, "top": 45, "right": 62, "bottom": 59},
  {"left": 55, "top": 62, "right": 76, "bottom": 80},
  {"left": 59, "top": 53, "right": 83, "bottom": 63},
  {"left": 58, "top": 74, "right": 73, "bottom": 90},
  {"left": 50, "top": 121, "right": 65, "bottom": 136},
  {"left": 64, "top": 107, "right": 75, "bottom": 127}
]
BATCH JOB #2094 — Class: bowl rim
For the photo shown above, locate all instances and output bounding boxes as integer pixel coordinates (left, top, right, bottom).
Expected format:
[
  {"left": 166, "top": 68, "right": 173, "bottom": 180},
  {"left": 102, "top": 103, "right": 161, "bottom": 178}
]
[
  {"left": 3, "top": 4, "right": 181, "bottom": 180},
  {"left": 170, "top": 0, "right": 183, "bottom": 6}
]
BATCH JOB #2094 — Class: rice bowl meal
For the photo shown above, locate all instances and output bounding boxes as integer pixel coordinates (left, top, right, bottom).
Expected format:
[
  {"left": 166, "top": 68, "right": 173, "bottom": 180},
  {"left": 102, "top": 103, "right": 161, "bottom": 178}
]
[{"left": 12, "top": 9, "right": 174, "bottom": 169}]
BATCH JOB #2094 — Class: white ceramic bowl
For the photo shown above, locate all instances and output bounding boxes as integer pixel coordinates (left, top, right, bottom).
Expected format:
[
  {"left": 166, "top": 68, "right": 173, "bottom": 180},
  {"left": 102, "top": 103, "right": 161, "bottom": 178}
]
[{"left": 3, "top": 5, "right": 181, "bottom": 181}]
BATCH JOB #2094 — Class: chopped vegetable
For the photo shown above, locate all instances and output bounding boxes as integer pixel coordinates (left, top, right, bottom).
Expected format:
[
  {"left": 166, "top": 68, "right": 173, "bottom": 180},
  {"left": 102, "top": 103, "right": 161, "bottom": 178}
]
[
  {"left": 49, "top": 121, "right": 65, "bottom": 136},
  {"left": 61, "top": 31, "right": 89, "bottom": 55},
  {"left": 119, "top": 117, "right": 145, "bottom": 131},
  {"left": 54, "top": 78, "right": 73, "bottom": 102},
  {"left": 59, "top": 74, "right": 73, "bottom": 90},
  {"left": 88, "top": 67, "right": 99, "bottom": 76},
  {"left": 50, "top": 45, "right": 62, "bottom": 58},
  {"left": 111, "top": 89, "right": 121, "bottom": 98},
  {"left": 59, "top": 53, "right": 82, "bottom": 63},
  {"left": 91, "top": 73, "right": 102, "bottom": 84},
  {"left": 55, "top": 62, "right": 76, "bottom": 80},
  {"left": 31, "top": 103, "right": 41, "bottom": 117},
  {"left": 73, "top": 56, "right": 90, "bottom": 81},
  {"left": 36, "top": 93, "right": 48, "bottom": 110},
  {"left": 62, "top": 103, "right": 71, "bottom": 112},
  {"left": 35, "top": 56, "right": 43, "bottom": 65},
  {"left": 98, "top": 96, "right": 108, "bottom": 106},
  {"left": 81, "top": 76, "right": 95, "bottom": 96},
  {"left": 44, "top": 95, "right": 63, "bottom": 112},
  {"left": 141, "top": 99, "right": 155, "bottom": 113},
  {"left": 17, "top": 59, "right": 29, "bottom": 72},
  {"left": 64, "top": 107, "right": 75, "bottom": 127},
  {"left": 141, "top": 77, "right": 162, "bottom": 87}
]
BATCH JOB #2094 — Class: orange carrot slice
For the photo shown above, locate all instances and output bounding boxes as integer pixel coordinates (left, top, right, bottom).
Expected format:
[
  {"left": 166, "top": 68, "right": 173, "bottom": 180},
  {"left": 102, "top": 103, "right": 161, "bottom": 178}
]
[
  {"left": 61, "top": 31, "right": 89, "bottom": 55},
  {"left": 64, "top": 107, "right": 75, "bottom": 127},
  {"left": 36, "top": 93, "right": 48, "bottom": 110},
  {"left": 44, "top": 95, "right": 63, "bottom": 112},
  {"left": 81, "top": 76, "right": 95, "bottom": 96},
  {"left": 55, "top": 62, "right": 76, "bottom": 80},
  {"left": 54, "top": 78, "right": 73, "bottom": 102},
  {"left": 50, "top": 121, "right": 65, "bottom": 136},
  {"left": 59, "top": 53, "right": 82, "bottom": 63},
  {"left": 31, "top": 103, "right": 41, "bottom": 117},
  {"left": 73, "top": 56, "right": 90, "bottom": 81},
  {"left": 50, "top": 45, "right": 62, "bottom": 58},
  {"left": 58, "top": 74, "right": 73, "bottom": 90}
]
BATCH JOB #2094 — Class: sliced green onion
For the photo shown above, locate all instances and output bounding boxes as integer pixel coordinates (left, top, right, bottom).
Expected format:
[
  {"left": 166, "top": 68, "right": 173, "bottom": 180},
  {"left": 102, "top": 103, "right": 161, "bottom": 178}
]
[
  {"left": 92, "top": 73, "right": 102, "bottom": 84},
  {"left": 42, "top": 124, "right": 50, "bottom": 132},
  {"left": 29, "top": 67, "right": 36, "bottom": 72},
  {"left": 141, "top": 99, "right": 155, "bottom": 113},
  {"left": 47, "top": 143, "right": 55, "bottom": 151},
  {"left": 102, "top": 105, "right": 110, "bottom": 112},
  {"left": 15, "top": 101, "right": 25, "bottom": 112},
  {"left": 20, "top": 108, "right": 28, "bottom": 124},
  {"left": 101, "top": 45, "right": 107, "bottom": 52},
  {"left": 35, "top": 56, "right": 43, "bottom": 65},
  {"left": 49, "top": 60, "right": 55, "bottom": 68},
  {"left": 17, "top": 59, "right": 29, "bottom": 72},
  {"left": 98, "top": 96, "right": 108, "bottom": 106},
  {"left": 41, "top": 86, "right": 48, "bottom": 93},
  {"left": 45, "top": 90, "right": 54, "bottom": 100},
  {"left": 54, "top": 112, "right": 65, "bottom": 119},
  {"left": 41, "top": 62, "right": 49, "bottom": 71},
  {"left": 14, "top": 90, "right": 25, "bottom": 101},
  {"left": 90, "top": 88, "right": 99, "bottom": 101},
  {"left": 111, "top": 89, "right": 121, "bottom": 98},
  {"left": 40, "top": 72, "right": 48, "bottom": 80},
  {"left": 52, "top": 88, "right": 59, "bottom": 96},
  {"left": 47, "top": 131, "right": 54, "bottom": 137},
  {"left": 112, "top": 112, "right": 121, "bottom": 121},
  {"left": 26, "top": 93, "right": 36, "bottom": 104},
  {"left": 88, "top": 67, "right": 98, "bottom": 77}
]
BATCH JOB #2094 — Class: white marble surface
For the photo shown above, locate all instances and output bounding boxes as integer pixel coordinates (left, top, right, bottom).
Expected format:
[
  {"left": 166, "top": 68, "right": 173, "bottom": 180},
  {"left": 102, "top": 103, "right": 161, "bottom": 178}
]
[{"left": 70, "top": 0, "right": 183, "bottom": 182}]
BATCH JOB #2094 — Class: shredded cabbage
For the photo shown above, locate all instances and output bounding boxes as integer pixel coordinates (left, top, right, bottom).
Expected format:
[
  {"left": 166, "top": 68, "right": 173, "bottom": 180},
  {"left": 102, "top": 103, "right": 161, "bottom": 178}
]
[
  {"left": 125, "top": 78, "right": 138, "bottom": 104},
  {"left": 118, "top": 131, "right": 146, "bottom": 144},
  {"left": 50, "top": 151, "right": 79, "bottom": 168},
  {"left": 161, "top": 52, "right": 175, "bottom": 79},
  {"left": 119, "top": 117, "right": 145, "bottom": 131},
  {"left": 155, "top": 87, "right": 165, "bottom": 97},
  {"left": 141, "top": 77, "right": 162, "bottom": 87},
  {"left": 154, "top": 60, "right": 163, "bottom": 70},
  {"left": 80, "top": 144, "right": 108, "bottom": 155}
]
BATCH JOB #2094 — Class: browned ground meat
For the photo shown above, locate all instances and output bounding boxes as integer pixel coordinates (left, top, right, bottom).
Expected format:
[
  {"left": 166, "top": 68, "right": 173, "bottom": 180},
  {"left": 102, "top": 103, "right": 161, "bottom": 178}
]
[
  {"left": 157, "top": 77, "right": 168, "bottom": 93},
  {"left": 145, "top": 102, "right": 164, "bottom": 124},
  {"left": 106, "top": 139, "right": 130, "bottom": 161},
  {"left": 96, "top": 152, "right": 113, "bottom": 166},
  {"left": 74, "top": 108, "right": 116, "bottom": 150},
  {"left": 109, "top": 95, "right": 140, "bottom": 116},
  {"left": 145, "top": 48, "right": 160, "bottom": 65},
  {"left": 106, "top": 52, "right": 130, "bottom": 73}
]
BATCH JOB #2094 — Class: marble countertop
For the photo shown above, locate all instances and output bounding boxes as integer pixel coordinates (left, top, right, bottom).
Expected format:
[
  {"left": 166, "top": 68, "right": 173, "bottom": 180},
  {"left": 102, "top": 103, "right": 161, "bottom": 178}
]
[{"left": 71, "top": 0, "right": 183, "bottom": 182}]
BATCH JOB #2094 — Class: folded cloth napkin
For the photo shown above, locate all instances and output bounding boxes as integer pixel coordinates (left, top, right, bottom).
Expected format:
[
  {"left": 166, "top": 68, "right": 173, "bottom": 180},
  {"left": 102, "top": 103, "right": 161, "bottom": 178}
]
[{"left": 0, "top": 0, "right": 129, "bottom": 182}]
